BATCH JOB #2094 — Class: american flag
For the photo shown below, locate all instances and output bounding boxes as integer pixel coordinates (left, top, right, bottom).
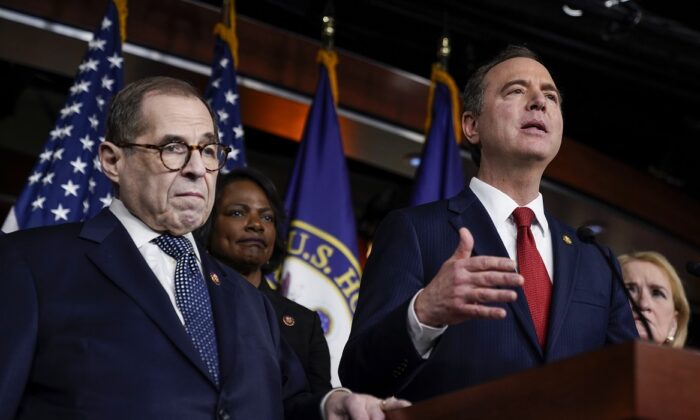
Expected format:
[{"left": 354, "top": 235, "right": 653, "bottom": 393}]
[
  {"left": 2, "top": 0, "right": 124, "bottom": 232},
  {"left": 204, "top": 26, "right": 246, "bottom": 172}
]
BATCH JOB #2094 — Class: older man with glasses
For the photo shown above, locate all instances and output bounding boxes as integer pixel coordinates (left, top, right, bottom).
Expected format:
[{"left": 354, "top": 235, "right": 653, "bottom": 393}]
[{"left": 0, "top": 76, "right": 408, "bottom": 420}]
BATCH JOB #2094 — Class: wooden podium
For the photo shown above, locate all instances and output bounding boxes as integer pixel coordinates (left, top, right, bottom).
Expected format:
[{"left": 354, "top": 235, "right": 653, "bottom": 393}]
[{"left": 386, "top": 341, "right": 700, "bottom": 420}]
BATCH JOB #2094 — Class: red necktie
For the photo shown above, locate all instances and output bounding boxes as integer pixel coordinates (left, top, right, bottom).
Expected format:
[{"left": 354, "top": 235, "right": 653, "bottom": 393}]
[{"left": 512, "top": 207, "right": 551, "bottom": 348}]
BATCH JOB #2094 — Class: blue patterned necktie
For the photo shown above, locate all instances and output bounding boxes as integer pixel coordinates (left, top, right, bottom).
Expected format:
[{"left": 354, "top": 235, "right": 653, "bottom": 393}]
[{"left": 153, "top": 234, "right": 220, "bottom": 386}]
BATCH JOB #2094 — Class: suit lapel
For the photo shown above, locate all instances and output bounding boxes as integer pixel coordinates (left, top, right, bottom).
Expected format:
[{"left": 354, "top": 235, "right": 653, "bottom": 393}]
[
  {"left": 199, "top": 247, "right": 238, "bottom": 388},
  {"left": 543, "top": 217, "right": 579, "bottom": 355},
  {"left": 81, "top": 210, "right": 216, "bottom": 386},
  {"left": 447, "top": 189, "right": 541, "bottom": 355}
]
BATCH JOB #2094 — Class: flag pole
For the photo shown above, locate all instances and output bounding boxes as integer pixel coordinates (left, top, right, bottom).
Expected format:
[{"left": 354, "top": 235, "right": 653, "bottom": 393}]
[
  {"left": 425, "top": 34, "right": 461, "bottom": 143},
  {"left": 318, "top": 4, "right": 339, "bottom": 106}
]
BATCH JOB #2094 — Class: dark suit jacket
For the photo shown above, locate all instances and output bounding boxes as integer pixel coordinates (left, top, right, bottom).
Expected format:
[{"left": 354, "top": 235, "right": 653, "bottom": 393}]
[
  {"left": 339, "top": 188, "right": 638, "bottom": 401},
  {"left": 260, "top": 280, "right": 332, "bottom": 393},
  {"left": 0, "top": 209, "right": 320, "bottom": 420}
]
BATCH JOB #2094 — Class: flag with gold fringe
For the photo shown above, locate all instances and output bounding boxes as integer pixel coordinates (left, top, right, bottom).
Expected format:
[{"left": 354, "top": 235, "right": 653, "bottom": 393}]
[
  {"left": 204, "top": 0, "right": 246, "bottom": 172},
  {"left": 280, "top": 49, "right": 360, "bottom": 387},
  {"left": 2, "top": 0, "right": 127, "bottom": 232},
  {"left": 409, "top": 63, "right": 465, "bottom": 206}
]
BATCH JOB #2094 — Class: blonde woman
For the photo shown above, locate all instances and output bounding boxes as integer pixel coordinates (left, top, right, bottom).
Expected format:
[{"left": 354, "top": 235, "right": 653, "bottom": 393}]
[{"left": 618, "top": 251, "right": 690, "bottom": 348}]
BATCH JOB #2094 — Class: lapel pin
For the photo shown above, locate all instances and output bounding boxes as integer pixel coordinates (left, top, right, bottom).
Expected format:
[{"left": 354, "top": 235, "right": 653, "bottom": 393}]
[
  {"left": 562, "top": 234, "right": 573, "bottom": 245},
  {"left": 209, "top": 272, "right": 221, "bottom": 286},
  {"left": 282, "top": 315, "right": 296, "bottom": 327}
]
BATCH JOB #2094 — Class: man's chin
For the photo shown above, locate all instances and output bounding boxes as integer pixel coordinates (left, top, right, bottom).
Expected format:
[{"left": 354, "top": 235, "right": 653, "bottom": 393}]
[{"left": 160, "top": 212, "right": 207, "bottom": 235}]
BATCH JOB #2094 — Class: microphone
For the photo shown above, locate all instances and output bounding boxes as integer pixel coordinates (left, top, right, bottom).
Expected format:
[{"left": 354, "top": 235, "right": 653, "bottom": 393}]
[
  {"left": 687, "top": 261, "right": 700, "bottom": 277},
  {"left": 576, "top": 226, "right": 654, "bottom": 342}
]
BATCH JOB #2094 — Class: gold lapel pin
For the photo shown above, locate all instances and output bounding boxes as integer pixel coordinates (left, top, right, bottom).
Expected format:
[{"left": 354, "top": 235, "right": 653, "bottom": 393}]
[
  {"left": 282, "top": 315, "right": 296, "bottom": 327},
  {"left": 562, "top": 234, "right": 573, "bottom": 245},
  {"left": 210, "top": 273, "right": 221, "bottom": 285}
]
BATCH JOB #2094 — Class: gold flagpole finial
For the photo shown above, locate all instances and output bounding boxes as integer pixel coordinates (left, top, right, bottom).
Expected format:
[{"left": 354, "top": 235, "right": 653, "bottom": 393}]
[
  {"left": 322, "top": 15, "right": 335, "bottom": 50},
  {"left": 437, "top": 35, "right": 451, "bottom": 69}
]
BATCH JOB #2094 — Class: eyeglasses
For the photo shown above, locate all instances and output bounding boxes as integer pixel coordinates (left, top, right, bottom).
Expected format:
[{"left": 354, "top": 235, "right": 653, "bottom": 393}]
[{"left": 117, "top": 141, "right": 231, "bottom": 172}]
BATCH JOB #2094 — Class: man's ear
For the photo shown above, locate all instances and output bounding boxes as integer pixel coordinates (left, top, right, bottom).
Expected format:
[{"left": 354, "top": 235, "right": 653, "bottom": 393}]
[
  {"left": 462, "top": 112, "right": 480, "bottom": 147},
  {"left": 99, "top": 141, "right": 122, "bottom": 183}
]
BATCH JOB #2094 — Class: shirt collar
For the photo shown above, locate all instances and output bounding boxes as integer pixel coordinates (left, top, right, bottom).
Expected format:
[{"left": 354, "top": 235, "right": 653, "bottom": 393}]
[
  {"left": 109, "top": 198, "right": 201, "bottom": 257},
  {"left": 469, "top": 177, "right": 548, "bottom": 236}
]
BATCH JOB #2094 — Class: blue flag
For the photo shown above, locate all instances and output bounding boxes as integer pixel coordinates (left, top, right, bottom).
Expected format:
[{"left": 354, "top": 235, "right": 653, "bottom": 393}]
[
  {"left": 204, "top": 1, "right": 246, "bottom": 172},
  {"left": 2, "top": 0, "right": 125, "bottom": 232},
  {"left": 409, "top": 65, "right": 465, "bottom": 206},
  {"left": 280, "top": 50, "right": 360, "bottom": 387}
]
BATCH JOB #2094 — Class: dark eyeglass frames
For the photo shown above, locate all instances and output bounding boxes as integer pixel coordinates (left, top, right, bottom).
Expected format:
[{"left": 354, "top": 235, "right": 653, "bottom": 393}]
[{"left": 116, "top": 141, "right": 231, "bottom": 172}]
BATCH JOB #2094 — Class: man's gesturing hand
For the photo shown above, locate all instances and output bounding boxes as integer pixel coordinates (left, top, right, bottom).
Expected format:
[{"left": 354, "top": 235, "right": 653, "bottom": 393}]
[{"left": 414, "top": 227, "right": 523, "bottom": 327}]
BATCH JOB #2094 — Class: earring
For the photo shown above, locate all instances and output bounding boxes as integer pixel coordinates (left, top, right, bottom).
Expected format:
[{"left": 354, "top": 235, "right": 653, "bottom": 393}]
[{"left": 663, "top": 333, "right": 676, "bottom": 346}]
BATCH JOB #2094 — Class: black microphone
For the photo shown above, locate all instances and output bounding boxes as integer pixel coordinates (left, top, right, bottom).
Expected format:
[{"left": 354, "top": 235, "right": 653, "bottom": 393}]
[
  {"left": 687, "top": 261, "right": 700, "bottom": 277},
  {"left": 576, "top": 226, "right": 654, "bottom": 342}
]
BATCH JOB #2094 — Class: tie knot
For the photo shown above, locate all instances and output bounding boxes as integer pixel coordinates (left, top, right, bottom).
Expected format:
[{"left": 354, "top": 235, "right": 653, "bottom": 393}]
[
  {"left": 512, "top": 207, "right": 535, "bottom": 228},
  {"left": 153, "top": 234, "right": 194, "bottom": 260}
]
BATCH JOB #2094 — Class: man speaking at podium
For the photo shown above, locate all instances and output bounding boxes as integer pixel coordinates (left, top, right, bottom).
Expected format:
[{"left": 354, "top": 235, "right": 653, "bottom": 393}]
[{"left": 339, "top": 46, "right": 638, "bottom": 401}]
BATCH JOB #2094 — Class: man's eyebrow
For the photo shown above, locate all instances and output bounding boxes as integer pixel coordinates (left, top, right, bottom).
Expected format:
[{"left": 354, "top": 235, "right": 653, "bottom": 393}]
[
  {"left": 500, "top": 79, "right": 561, "bottom": 99},
  {"left": 500, "top": 79, "right": 528, "bottom": 93},
  {"left": 541, "top": 82, "right": 561, "bottom": 99},
  {"left": 156, "top": 134, "right": 185, "bottom": 145},
  {"left": 202, "top": 132, "right": 218, "bottom": 143},
  {"left": 155, "top": 133, "right": 218, "bottom": 145}
]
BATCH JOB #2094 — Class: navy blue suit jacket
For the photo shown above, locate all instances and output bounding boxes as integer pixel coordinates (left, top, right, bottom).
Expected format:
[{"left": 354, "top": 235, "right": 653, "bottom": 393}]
[
  {"left": 0, "top": 210, "right": 319, "bottom": 420},
  {"left": 339, "top": 188, "right": 638, "bottom": 401},
  {"left": 260, "top": 280, "right": 332, "bottom": 394}
]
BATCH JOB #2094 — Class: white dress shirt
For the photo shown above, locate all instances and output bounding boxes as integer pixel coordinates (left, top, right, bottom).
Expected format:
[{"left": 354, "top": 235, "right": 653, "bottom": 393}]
[
  {"left": 111, "top": 199, "right": 348, "bottom": 416},
  {"left": 109, "top": 198, "right": 203, "bottom": 325},
  {"left": 407, "top": 177, "right": 554, "bottom": 357}
]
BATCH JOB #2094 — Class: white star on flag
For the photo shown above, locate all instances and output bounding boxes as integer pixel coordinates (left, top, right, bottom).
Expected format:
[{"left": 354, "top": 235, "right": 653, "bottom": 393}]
[
  {"left": 228, "top": 147, "right": 240, "bottom": 161},
  {"left": 60, "top": 125, "right": 74, "bottom": 138},
  {"left": 99, "top": 193, "right": 113, "bottom": 208},
  {"left": 89, "top": 114, "right": 99, "bottom": 129},
  {"left": 28, "top": 172, "right": 42, "bottom": 185},
  {"left": 93, "top": 155, "right": 102, "bottom": 172},
  {"left": 49, "top": 127, "right": 63, "bottom": 140},
  {"left": 50, "top": 204, "right": 70, "bottom": 221},
  {"left": 107, "top": 53, "right": 123, "bottom": 69},
  {"left": 233, "top": 125, "right": 244, "bottom": 138},
  {"left": 41, "top": 173, "right": 54, "bottom": 185},
  {"left": 224, "top": 90, "right": 238, "bottom": 105},
  {"left": 70, "top": 80, "right": 91, "bottom": 95},
  {"left": 101, "top": 75, "right": 115, "bottom": 91},
  {"left": 60, "top": 103, "right": 82, "bottom": 118},
  {"left": 61, "top": 179, "right": 80, "bottom": 197},
  {"left": 52, "top": 148, "right": 65, "bottom": 161},
  {"left": 217, "top": 109, "right": 229, "bottom": 123},
  {"left": 88, "top": 38, "right": 106, "bottom": 51},
  {"left": 31, "top": 196, "right": 45, "bottom": 210},
  {"left": 70, "top": 157, "right": 88, "bottom": 174},
  {"left": 80, "top": 135, "right": 95, "bottom": 151},
  {"left": 79, "top": 58, "right": 99, "bottom": 73}
]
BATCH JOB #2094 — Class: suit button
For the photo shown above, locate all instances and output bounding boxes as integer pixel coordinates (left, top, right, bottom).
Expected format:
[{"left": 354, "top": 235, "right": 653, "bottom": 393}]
[{"left": 218, "top": 409, "right": 230, "bottom": 420}]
